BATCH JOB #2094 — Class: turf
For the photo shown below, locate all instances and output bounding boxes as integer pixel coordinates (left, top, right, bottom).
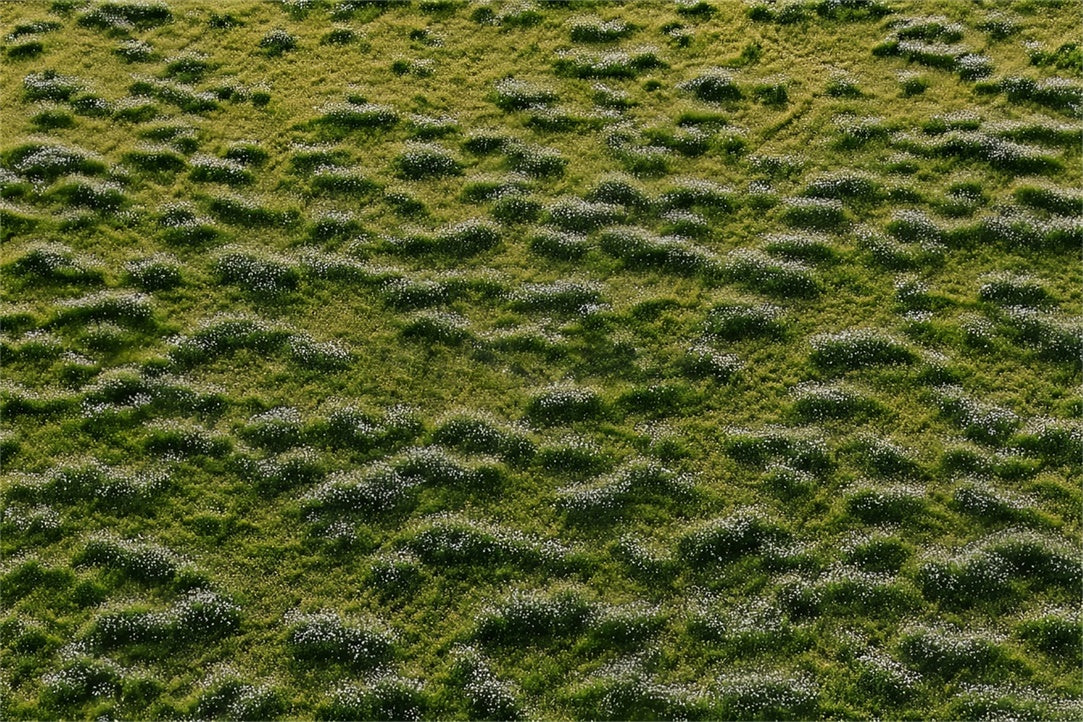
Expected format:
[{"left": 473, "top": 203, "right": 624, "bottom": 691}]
[{"left": 1, "top": 0, "right": 1080, "bottom": 719}]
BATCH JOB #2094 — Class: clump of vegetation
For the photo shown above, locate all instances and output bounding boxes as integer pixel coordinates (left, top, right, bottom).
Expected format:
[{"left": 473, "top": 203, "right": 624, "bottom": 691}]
[{"left": 3, "top": 2, "right": 1078, "bottom": 719}]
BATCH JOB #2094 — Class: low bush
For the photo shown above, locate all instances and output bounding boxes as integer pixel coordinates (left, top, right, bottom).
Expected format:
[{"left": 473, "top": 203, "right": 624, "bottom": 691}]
[
  {"left": 897, "top": 625, "right": 1005, "bottom": 678},
  {"left": 7, "top": 243, "right": 103, "bottom": 284},
  {"left": 22, "top": 70, "right": 82, "bottom": 102},
  {"left": 304, "top": 465, "right": 418, "bottom": 516},
  {"left": 780, "top": 197, "right": 849, "bottom": 230},
  {"left": 791, "top": 383, "right": 881, "bottom": 422},
  {"left": 680, "top": 69, "right": 742, "bottom": 103},
  {"left": 935, "top": 387, "right": 1021, "bottom": 445},
  {"left": 525, "top": 386, "right": 605, "bottom": 425},
  {"left": 395, "top": 143, "right": 462, "bottom": 179},
  {"left": 214, "top": 250, "right": 299, "bottom": 296},
  {"left": 713, "top": 672, "right": 819, "bottom": 720},
  {"left": 724, "top": 249, "right": 820, "bottom": 298},
  {"left": 681, "top": 344, "right": 741, "bottom": 381},
  {"left": 318, "top": 677, "right": 427, "bottom": 722},
  {"left": 585, "top": 174, "right": 651, "bottom": 209},
  {"left": 546, "top": 197, "right": 623, "bottom": 232},
  {"left": 318, "top": 101, "right": 399, "bottom": 130},
  {"left": 553, "top": 47, "right": 665, "bottom": 79},
  {"left": 504, "top": 142, "right": 567, "bottom": 177},
  {"left": 569, "top": 18, "right": 633, "bottom": 43},
  {"left": 659, "top": 177, "right": 734, "bottom": 212},
  {"left": 259, "top": 28, "right": 297, "bottom": 56},
  {"left": 492, "top": 77, "right": 558, "bottom": 111},
  {"left": 558, "top": 459, "right": 693, "bottom": 518},
  {"left": 475, "top": 588, "right": 593, "bottom": 643},
  {"left": 600, "top": 226, "right": 719, "bottom": 276},
  {"left": 678, "top": 512, "right": 789, "bottom": 565},
  {"left": 846, "top": 485, "right": 926, "bottom": 524},
  {"left": 724, "top": 428, "right": 832, "bottom": 473},
  {"left": 401, "top": 311, "right": 473, "bottom": 345},
  {"left": 207, "top": 194, "right": 298, "bottom": 227},
  {"left": 810, "top": 329, "right": 916, "bottom": 370},
  {"left": 1017, "top": 609, "right": 1081, "bottom": 659},
  {"left": 189, "top": 154, "right": 252, "bottom": 185},
  {"left": 286, "top": 611, "right": 395, "bottom": 668},
  {"left": 433, "top": 413, "right": 535, "bottom": 464},
  {"left": 508, "top": 281, "right": 602, "bottom": 315},
  {"left": 449, "top": 646, "right": 525, "bottom": 720}
]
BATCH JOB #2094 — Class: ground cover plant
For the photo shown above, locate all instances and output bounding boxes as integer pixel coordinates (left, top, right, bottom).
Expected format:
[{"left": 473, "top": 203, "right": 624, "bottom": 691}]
[{"left": 1, "top": 0, "right": 1080, "bottom": 719}]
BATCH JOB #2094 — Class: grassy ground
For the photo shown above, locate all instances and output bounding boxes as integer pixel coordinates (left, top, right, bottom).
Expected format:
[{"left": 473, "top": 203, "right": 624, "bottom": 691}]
[{"left": 1, "top": 0, "right": 1080, "bottom": 719}]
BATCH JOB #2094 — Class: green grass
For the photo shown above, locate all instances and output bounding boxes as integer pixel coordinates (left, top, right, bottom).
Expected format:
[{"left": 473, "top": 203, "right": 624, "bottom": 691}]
[{"left": 1, "top": 0, "right": 1081, "bottom": 719}]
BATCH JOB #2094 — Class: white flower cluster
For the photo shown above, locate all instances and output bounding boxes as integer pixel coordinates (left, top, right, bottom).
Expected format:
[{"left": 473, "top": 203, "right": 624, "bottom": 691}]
[
  {"left": 318, "top": 101, "right": 399, "bottom": 129},
  {"left": 42, "top": 656, "right": 123, "bottom": 705},
  {"left": 78, "top": 534, "right": 182, "bottom": 581},
  {"left": 129, "top": 75, "right": 219, "bottom": 113},
  {"left": 504, "top": 141, "right": 568, "bottom": 177},
  {"left": 0, "top": 503, "right": 61, "bottom": 535},
  {"left": 125, "top": 253, "right": 182, "bottom": 291},
  {"left": 10, "top": 242, "right": 99, "bottom": 281},
  {"left": 189, "top": 154, "right": 251, "bottom": 185},
  {"left": 845, "top": 483, "right": 926, "bottom": 523},
  {"left": 303, "top": 464, "right": 417, "bottom": 516},
  {"left": 508, "top": 280, "right": 603, "bottom": 315},
  {"left": 557, "top": 459, "right": 693, "bottom": 516},
  {"left": 569, "top": 17, "right": 632, "bottom": 42},
  {"left": 435, "top": 218, "right": 501, "bottom": 255},
  {"left": 395, "top": 142, "right": 462, "bottom": 179},
  {"left": 16, "top": 459, "right": 166, "bottom": 506},
  {"left": 92, "top": 589, "right": 241, "bottom": 647},
  {"left": 554, "top": 46, "right": 664, "bottom": 78},
  {"left": 687, "top": 594, "right": 789, "bottom": 645},
  {"left": 432, "top": 411, "right": 535, "bottom": 461},
  {"left": 952, "top": 478, "right": 1032, "bottom": 520},
  {"left": 243, "top": 407, "right": 304, "bottom": 450},
  {"left": 405, "top": 513, "right": 570, "bottom": 568},
  {"left": 214, "top": 248, "right": 300, "bottom": 295},
  {"left": 22, "top": 70, "right": 83, "bottom": 101},
  {"left": 612, "top": 533, "right": 675, "bottom": 580},
  {"left": 325, "top": 675, "right": 426, "bottom": 721},
  {"left": 678, "top": 510, "right": 788, "bottom": 564},
  {"left": 367, "top": 550, "right": 422, "bottom": 589},
  {"left": 492, "top": 77, "right": 558, "bottom": 111},
  {"left": 683, "top": 344, "right": 741, "bottom": 381},
  {"left": 451, "top": 645, "right": 525, "bottom": 719},
  {"left": 546, "top": 197, "right": 623, "bottom": 232},
  {"left": 250, "top": 448, "right": 325, "bottom": 492},
  {"left": 894, "top": 130, "right": 1060, "bottom": 173},
  {"left": 679, "top": 68, "right": 741, "bottom": 103},
  {"left": 853, "top": 647, "right": 921, "bottom": 694},
  {"left": 395, "top": 445, "right": 505, "bottom": 488},
  {"left": 715, "top": 671, "right": 819, "bottom": 719},
  {"left": 145, "top": 419, "right": 229, "bottom": 459},
  {"left": 287, "top": 334, "right": 352, "bottom": 369},
  {"left": 724, "top": 426, "right": 831, "bottom": 473},
  {"left": 526, "top": 385, "right": 603, "bottom": 425},
  {"left": 600, "top": 226, "right": 719, "bottom": 275},
  {"left": 475, "top": 587, "right": 594, "bottom": 641},
  {"left": 897, "top": 623, "right": 1004, "bottom": 675},
  {"left": 578, "top": 656, "right": 704, "bottom": 719},
  {"left": 809, "top": 328, "right": 915, "bottom": 369},
  {"left": 935, "top": 386, "right": 1021, "bottom": 444},
  {"left": 196, "top": 669, "right": 283, "bottom": 720},
  {"left": 724, "top": 248, "right": 819, "bottom": 297},
  {"left": 285, "top": 610, "right": 396, "bottom": 667},
  {"left": 792, "top": 382, "right": 877, "bottom": 422}
]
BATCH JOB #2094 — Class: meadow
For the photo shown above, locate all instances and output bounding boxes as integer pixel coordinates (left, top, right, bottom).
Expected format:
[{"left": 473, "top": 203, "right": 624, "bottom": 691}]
[{"left": 1, "top": 0, "right": 1080, "bottom": 718}]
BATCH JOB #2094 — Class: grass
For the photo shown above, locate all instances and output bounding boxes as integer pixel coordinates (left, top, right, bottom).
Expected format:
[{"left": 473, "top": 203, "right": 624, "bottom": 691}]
[{"left": 0, "top": 0, "right": 1080, "bottom": 719}]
